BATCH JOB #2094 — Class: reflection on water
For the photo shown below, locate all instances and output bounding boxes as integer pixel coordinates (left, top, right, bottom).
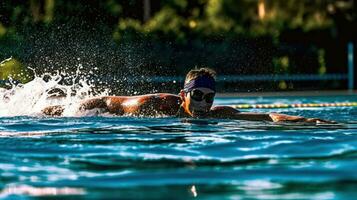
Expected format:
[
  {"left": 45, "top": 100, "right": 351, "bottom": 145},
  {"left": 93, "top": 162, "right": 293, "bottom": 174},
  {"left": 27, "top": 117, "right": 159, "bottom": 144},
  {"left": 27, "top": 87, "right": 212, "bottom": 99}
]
[
  {"left": 0, "top": 185, "right": 86, "bottom": 197},
  {"left": 0, "top": 97, "right": 357, "bottom": 199}
]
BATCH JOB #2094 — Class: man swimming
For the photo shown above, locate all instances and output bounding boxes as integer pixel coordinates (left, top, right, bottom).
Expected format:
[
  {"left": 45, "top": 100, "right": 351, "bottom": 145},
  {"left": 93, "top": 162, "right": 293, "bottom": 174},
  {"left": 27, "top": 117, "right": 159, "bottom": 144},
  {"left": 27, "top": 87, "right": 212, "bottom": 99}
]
[{"left": 42, "top": 68, "right": 334, "bottom": 123}]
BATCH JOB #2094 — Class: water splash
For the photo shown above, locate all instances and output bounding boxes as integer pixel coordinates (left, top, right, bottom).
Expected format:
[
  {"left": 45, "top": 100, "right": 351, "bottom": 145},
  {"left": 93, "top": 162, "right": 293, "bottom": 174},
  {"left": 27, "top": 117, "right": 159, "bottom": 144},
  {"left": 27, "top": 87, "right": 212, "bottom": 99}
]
[{"left": 0, "top": 69, "right": 109, "bottom": 117}]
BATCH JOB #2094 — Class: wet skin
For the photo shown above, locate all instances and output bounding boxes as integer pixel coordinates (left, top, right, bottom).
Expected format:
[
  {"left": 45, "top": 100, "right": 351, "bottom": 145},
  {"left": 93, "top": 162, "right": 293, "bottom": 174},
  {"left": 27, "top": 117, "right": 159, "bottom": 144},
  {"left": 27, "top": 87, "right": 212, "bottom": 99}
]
[
  {"left": 42, "top": 93, "right": 182, "bottom": 117},
  {"left": 42, "top": 88, "right": 336, "bottom": 124}
]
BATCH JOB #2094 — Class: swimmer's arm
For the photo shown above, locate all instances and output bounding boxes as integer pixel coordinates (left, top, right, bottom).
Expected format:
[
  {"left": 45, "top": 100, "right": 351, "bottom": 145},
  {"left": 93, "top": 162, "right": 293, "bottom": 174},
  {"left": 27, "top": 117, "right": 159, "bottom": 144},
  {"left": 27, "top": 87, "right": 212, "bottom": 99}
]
[
  {"left": 211, "top": 106, "right": 273, "bottom": 121},
  {"left": 79, "top": 97, "right": 124, "bottom": 114},
  {"left": 232, "top": 112, "right": 273, "bottom": 121},
  {"left": 42, "top": 105, "right": 65, "bottom": 116},
  {"left": 42, "top": 97, "right": 119, "bottom": 116},
  {"left": 268, "top": 113, "right": 336, "bottom": 124},
  {"left": 212, "top": 106, "right": 271, "bottom": 120},
  {"left": 79, "top": 97, "right": 108, "bottom": 110},
  {"left": 42, "top": 97, "right": 108, "bottom": 116},
  {"left": 211, "top": 106, "right": 335, "bottom": 123},
  {"left": 233, "top": 112, "right": 335, "bottom": 123}
]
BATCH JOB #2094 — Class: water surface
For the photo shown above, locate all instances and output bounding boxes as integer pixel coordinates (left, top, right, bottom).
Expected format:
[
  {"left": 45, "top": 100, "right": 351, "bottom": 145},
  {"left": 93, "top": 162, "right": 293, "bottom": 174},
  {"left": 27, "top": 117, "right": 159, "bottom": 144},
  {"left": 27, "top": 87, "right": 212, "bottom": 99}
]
[{"left": 0, "top": 95, "right": 356, "bottom": 199}]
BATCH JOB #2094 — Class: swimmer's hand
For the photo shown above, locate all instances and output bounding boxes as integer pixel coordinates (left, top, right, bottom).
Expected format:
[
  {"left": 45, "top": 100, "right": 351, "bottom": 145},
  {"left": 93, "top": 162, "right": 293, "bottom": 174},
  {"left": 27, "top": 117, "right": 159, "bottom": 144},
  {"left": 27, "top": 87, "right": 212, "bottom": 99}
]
[
  {"left": 304, "top": 118, "right": 337, "bottom": 124},
  {"left": 269, "top": 113, "right": 337, "bottom": 124}
]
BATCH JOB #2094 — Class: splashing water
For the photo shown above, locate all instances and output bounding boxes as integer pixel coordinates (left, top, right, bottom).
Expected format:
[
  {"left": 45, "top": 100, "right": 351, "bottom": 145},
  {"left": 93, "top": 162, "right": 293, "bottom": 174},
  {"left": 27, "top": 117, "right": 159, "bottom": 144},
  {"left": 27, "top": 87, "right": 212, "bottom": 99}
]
[{"left": 0, "top": 71, "right": 109, "bottom": 117}]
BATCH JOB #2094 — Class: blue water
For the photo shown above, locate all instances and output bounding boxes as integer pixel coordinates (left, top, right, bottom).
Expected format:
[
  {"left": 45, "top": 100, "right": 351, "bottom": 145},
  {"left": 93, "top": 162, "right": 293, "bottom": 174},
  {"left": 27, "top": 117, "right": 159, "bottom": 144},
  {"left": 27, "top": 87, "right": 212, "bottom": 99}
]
[{"left": 1, "top": 95, "right": 357, "bottom": 199}]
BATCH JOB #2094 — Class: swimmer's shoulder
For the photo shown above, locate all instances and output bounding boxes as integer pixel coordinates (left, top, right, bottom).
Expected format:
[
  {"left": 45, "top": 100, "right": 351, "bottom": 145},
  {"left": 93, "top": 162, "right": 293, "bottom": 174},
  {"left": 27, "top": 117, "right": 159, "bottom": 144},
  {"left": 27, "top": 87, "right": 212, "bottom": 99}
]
[
  {"left": 210, "top": 105, "right": 240, "bottom": 118},
  {"left": 105, "top": 93, "right": 179, "bottom": 99},
  {"left": 141, "top": 93, "right": 181, "bottom": 115},
  {"left": 149, "top": 93, "right": 180, "bottom": 98},
  {"left": 122, "top": 93, "right": 181, "bottom": 116},
  {"left": 156, "top": 93, "right": 181, "bottom": 101},
  {"left": 211, "top": 105, "right": 240, "bottom": 113},
  {"left": 147, "top": 93, "right": 182, "bottom": 108},
  {"left": 134, "top": 93, "right": 181, "bottom": 103},
  {"left": 101, "top": 93, "right": 181, "bottom": 106}
]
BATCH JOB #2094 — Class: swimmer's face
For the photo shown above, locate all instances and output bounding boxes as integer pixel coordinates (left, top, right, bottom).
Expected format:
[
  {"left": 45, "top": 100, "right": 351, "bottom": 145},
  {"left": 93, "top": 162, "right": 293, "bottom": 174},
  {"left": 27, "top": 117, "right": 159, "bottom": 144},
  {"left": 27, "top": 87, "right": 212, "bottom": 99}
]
[{"left": 181, "top": 87, "right": 215, "bottom": 117}]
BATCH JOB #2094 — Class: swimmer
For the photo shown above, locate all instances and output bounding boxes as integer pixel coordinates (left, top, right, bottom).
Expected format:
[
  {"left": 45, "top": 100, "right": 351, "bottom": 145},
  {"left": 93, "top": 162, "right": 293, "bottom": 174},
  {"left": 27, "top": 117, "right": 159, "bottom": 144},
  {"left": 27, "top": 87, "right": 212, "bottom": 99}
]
[{"left": 42, "top": 68, "right": 335, "bottom": 124}]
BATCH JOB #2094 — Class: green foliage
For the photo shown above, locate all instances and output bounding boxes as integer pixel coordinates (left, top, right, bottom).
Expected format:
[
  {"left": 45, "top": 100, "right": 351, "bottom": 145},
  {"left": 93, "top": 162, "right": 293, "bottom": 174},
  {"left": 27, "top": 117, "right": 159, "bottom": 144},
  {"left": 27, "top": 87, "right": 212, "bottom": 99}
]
[
  {"left": 114, "top": 18, "right": 143, "bottom": 42},
  {"left": 267, "top": 0, "right": 333, "bottom": 32},
  {"left": 144, "top": 7, "right": 186, "bottom": 41},
  {"left": 0, "top": 57, "right": 33, "bottom": 83},
  {"left": 0, "top": 0, "right": 354, "bottom": 88},
  {"left": 318, "top": 49, "right": 327, "bottom": 74},
  {"left": 0, "top": 0, "right": 340, "bottom": 42},
  {"left": 106, "top": 0, "right": 122, "bottom": 17},
  {"left": 110, "top": 0, "right": 336, "bottom": 42},
  {"left": 0, "top": 23, "right": 6, "bottom": 38},
  {"left": 198, "top": 0, "right": 237, "bottom": 35},
  {"left": 43, "top": 0, "right": 55, "bottom": 24},
  {"left": 166, "top": 0, "right": 188, "bottom": 10},
  {"left": 273, "top": 56, "right": 290, "bottom": 74}
]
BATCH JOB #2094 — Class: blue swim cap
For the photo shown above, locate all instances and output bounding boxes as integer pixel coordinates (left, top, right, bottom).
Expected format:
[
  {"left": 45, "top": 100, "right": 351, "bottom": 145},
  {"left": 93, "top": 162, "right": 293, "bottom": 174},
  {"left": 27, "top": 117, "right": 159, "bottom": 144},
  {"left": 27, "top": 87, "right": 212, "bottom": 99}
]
[{"left": 183, "top": 76, "right": 216, "bottom": 92}]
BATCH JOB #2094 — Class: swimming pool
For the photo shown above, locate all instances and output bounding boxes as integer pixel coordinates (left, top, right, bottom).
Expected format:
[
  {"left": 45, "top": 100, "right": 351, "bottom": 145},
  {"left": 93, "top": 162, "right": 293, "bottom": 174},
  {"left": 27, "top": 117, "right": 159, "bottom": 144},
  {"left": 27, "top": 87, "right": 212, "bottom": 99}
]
[{"left": 0, "top": 95, "right": 356, "bottom": 199}]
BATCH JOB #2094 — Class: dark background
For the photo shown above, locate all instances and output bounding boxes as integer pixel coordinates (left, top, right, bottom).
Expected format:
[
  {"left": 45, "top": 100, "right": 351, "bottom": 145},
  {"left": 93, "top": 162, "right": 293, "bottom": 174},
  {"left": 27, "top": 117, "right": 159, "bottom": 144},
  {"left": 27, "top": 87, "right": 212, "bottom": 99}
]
[{"left": 0, "top": 0, "right": 356, "bottom": 94}]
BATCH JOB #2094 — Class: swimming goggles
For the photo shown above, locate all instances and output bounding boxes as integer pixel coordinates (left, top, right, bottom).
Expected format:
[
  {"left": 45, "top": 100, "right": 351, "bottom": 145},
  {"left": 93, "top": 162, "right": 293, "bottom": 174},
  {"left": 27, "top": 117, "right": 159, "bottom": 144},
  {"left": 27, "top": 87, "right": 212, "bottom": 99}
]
[{"left": 189, "top": 89, "right": 215, "bottom": 103}]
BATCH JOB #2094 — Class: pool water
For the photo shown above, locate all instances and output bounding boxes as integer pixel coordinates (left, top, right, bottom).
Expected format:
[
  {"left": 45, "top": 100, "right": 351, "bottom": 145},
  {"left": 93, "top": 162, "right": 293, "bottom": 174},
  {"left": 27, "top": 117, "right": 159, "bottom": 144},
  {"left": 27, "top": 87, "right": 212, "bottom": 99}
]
[{"left": 0, "top": 95, "right": 357, "bottom": 199}]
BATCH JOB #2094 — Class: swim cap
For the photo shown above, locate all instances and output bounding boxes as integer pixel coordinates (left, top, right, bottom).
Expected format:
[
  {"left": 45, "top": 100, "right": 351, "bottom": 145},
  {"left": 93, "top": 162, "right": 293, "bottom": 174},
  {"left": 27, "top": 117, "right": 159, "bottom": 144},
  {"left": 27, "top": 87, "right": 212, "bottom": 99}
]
[{"left": 183, "top": 75, "right": 216, "bottom": 92}]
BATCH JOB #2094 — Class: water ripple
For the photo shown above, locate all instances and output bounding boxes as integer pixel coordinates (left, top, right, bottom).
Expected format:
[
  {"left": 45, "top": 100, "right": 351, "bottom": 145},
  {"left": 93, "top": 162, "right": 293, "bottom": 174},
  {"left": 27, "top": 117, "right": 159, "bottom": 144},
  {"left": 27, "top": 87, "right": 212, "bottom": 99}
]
[{"left": 0, "top": 99, "right": 356, "bottom": 199}]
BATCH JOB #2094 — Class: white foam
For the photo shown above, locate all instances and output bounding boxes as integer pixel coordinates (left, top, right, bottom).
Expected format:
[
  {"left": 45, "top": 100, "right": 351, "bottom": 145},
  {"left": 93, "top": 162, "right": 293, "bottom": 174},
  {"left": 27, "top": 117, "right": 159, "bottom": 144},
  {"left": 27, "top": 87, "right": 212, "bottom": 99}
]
[{"left": 0, "top": 71, "right": 109, "bottom": 117}]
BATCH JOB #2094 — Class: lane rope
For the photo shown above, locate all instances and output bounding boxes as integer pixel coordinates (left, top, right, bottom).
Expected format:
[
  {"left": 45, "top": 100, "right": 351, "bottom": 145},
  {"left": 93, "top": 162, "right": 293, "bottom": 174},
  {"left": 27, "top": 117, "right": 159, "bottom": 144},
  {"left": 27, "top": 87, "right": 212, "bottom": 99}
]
[{"left": 229, "top": 102, "right": 357, "bottom": 109}]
